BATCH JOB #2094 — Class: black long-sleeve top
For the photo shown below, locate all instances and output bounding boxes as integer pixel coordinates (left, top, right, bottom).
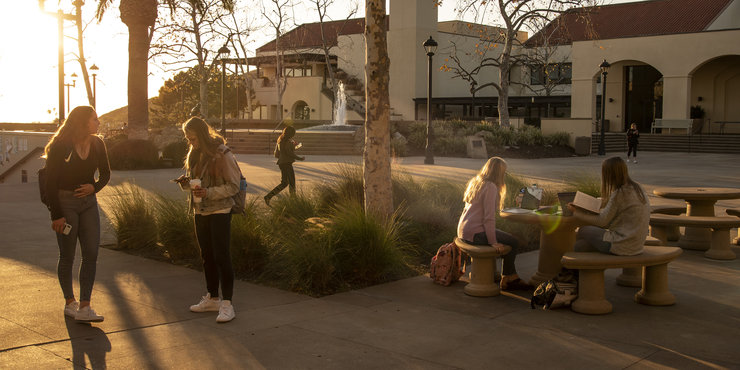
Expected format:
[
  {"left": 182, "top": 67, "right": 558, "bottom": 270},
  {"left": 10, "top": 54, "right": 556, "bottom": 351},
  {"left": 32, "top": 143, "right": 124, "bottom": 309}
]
[
  {"left": 274, "top": 139, "right": 302, "bottom": 164},
  {"left": 45, "top": 136, "right": 111, "bottom": 220}
]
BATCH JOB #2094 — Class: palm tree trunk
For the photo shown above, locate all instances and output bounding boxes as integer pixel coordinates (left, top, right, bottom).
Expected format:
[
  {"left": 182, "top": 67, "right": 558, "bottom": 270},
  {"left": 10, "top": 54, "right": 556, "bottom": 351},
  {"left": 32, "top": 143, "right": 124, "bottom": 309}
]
[
  {"left": 126, "top": 22, "right": 150, "bottom": 139},
  {"left": 363, "top": 0, "right": 392, "bottom": 217}
]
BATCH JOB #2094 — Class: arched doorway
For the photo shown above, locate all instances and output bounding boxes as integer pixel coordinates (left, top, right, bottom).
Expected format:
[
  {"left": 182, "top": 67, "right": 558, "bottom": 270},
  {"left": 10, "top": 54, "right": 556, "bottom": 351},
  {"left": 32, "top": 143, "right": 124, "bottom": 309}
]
[
  {"left": 624, "top": 65, "right": 663, "bottom": 132},
  {"left": 292, "top": 101, "right": 310, "bottom": 120}
]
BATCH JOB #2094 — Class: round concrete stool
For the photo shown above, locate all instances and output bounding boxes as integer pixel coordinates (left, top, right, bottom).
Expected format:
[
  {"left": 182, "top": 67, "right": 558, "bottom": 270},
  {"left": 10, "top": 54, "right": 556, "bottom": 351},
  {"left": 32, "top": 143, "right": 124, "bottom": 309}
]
[
  {"left": 454, "top": 238, "right": 510, "bottom": 297},
  {"left": 616, "top": 236, "right": 662, "bottom": 287}
]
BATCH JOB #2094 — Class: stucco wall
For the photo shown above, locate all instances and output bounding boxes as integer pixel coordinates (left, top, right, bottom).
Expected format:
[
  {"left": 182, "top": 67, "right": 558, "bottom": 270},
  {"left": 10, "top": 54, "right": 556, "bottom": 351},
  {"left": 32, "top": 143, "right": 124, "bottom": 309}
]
[
  {"left": 570, "top": 29, "right": 740, "bottom": 128},
  {"left": 541, "top": 118, "right": 592, "bottom": 148}
]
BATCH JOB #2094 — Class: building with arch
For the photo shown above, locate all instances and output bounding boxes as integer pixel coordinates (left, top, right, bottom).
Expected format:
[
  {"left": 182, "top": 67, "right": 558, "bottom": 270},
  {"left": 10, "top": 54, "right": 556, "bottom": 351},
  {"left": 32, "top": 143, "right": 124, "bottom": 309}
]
[{"left": 248, "top": 0, "right": 739, "bottom": 139}]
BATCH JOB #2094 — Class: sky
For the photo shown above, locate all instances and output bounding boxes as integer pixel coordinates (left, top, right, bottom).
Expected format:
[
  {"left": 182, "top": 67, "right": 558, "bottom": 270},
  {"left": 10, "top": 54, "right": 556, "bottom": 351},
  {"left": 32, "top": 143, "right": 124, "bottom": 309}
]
[{"left": 0, "top": 0, "right": 638, "bottom": 123}]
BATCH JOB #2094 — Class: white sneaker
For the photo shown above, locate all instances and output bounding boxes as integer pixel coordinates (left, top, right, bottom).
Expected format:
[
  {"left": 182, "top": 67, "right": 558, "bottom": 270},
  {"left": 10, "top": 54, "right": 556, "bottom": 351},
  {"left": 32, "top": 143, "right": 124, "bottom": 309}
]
[
  {"left": 64, "top": 301, "right": 79, "bottom": 318},
  {"left": 633, "top": 159, "right": 638, "bottom": 163},
  {"left": 190, "top": 293, "right": 221, "bottom": 312},
  {"left": 216, "top": 300, "right": 235, "bottom": 323},
  {"left": 75, "top": 306, "right": 104, "bottom": 322},
  {"left": 626, "top": 159, "right": 631, "bottom": 163}
]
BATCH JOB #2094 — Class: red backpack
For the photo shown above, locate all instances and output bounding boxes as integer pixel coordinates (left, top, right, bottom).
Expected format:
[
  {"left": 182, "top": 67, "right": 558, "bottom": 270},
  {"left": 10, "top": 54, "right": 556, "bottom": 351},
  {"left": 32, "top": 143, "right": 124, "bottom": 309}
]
[{"left": 430, "top": 242, "right": 463, "bottom": 286}]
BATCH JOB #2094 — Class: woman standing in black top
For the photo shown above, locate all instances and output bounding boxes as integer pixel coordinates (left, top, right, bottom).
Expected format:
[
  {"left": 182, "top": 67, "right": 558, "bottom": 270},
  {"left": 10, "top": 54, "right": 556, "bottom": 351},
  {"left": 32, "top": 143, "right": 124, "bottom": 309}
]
[
  {"left": 264, "top": 126, "right": 304, "bottom": 206},
  {"left": 626, "top": 123, "right": 640, "bottom": 163},
  {"left": 44, "top": 106, "right": 110, "bottom": 323}
]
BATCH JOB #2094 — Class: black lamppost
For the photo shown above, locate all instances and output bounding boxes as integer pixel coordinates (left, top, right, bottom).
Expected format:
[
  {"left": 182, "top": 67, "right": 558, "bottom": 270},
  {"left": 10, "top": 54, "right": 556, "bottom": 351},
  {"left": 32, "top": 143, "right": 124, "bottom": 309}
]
[
  {"left": 598, "top": 59, "right": 610, "bottom": 156},
  {"left": 423, "top": 36, "right": 437, "bottom": 165},
  {"left": 64, "top": 73, "right": 77, "bottom": 114},
  {"left": 218, "top": 45, "right": 230, "bottom": 136},
  {"left": 90, "top": 64, "right": 99, "bottom": 110}
]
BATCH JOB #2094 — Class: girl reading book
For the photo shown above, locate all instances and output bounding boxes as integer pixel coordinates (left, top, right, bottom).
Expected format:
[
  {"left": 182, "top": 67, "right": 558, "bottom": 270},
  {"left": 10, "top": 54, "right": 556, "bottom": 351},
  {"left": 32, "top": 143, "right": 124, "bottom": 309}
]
[{"left": 567, "top": 156, "right": 650, "bottom": 255}]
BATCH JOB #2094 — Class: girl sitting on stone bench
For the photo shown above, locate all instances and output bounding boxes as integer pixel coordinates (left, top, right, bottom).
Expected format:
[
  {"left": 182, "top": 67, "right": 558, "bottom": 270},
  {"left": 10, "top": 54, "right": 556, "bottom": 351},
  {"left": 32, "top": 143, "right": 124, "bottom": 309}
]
[
  {"left": 568, "top": 156, "right": 650, "bottom": 255},
  {"left": 457, "top": 157, "right": 531, "bottom": 291}
]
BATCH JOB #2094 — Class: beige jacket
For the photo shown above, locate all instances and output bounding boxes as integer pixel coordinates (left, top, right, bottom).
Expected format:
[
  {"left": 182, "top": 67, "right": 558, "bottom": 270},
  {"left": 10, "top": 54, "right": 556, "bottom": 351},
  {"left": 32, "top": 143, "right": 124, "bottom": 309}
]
[
  {"left": 180, "top": 144, "right": 240, "bottom": 214},
  {"left": 574, "top": 184, "right": 651, "bottom": 255}
]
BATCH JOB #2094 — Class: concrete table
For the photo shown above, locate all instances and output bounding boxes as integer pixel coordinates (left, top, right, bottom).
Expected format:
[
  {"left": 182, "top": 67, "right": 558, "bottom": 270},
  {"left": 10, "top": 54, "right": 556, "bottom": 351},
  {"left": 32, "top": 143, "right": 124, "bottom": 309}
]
[
  {"left": 653, "top": 187, "right": 740, "bottom": 250},
  {"left": 500, "top": 208, "right": 583, "bottom": 286}
]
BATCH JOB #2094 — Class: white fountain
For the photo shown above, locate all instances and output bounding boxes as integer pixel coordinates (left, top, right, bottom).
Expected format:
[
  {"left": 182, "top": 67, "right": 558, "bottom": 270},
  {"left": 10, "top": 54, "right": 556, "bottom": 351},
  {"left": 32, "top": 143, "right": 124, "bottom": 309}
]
[
  {"left": 333, "top": 81, "right": 347, "bottom": 126},
  {"left": 301, "top": 80, "right": 358, "bottom": 131}
]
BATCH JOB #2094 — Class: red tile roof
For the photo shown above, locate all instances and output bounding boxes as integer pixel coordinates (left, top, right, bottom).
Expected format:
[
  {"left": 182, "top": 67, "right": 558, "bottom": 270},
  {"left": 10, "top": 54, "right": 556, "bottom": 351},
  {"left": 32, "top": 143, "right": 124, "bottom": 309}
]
[
  {"left": 257, "top": 18, "right": 367, "bottom": 53},
  {"left": 526, "top": 0, "right": 733, "bottom": 46}
]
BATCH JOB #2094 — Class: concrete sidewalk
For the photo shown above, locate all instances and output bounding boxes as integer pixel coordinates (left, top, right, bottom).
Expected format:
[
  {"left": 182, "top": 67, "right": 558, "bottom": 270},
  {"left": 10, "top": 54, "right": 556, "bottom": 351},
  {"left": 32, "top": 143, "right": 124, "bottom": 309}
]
[{"left": 1, "top": 152, "right": 739, "bottom": 369}]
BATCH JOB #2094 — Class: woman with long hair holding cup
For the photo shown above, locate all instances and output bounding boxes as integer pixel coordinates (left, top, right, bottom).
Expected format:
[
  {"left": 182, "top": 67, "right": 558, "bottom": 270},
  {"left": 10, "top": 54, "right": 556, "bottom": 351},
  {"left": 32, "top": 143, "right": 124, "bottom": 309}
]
[
  {"left": 175, "top": 117, "right": 240, "bottom": 323},
  {"left": 43, "top": 106, "right": 110, "bottom": 322}
]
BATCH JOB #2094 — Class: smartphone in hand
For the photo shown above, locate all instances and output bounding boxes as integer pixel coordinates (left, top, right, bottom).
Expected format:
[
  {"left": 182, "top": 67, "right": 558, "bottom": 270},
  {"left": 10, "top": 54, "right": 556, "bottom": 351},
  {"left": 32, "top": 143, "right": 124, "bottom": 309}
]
[{"left": 62, "top": 223, "right": 72, "bottom": 235}]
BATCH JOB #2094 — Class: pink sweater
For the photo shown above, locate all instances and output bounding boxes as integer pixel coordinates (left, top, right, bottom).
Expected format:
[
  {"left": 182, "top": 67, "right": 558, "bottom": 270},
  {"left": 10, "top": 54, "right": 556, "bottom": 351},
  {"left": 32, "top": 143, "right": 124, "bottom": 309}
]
[{"left": 457, "top": 182, "right": 500, "bottom": 244}]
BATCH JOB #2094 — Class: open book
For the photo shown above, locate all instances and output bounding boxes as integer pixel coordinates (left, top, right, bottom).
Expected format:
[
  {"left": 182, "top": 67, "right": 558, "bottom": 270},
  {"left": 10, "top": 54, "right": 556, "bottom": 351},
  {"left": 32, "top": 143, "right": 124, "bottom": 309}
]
[{"left": 571, "top": 191, "right": 601, "bottom": 214}]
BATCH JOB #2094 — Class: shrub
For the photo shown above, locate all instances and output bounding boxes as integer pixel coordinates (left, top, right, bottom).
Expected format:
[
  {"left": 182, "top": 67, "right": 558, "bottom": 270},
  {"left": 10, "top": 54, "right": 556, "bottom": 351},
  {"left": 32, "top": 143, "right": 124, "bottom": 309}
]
[
  {"left": 326, "top": 203, "right": 410, "bottom": 286},
  {"left": 545, "top": 131, "right": 570, "bottom": 147},
  {"left": 390, "top": 136, "right": 408, "bottom": 157},
  {"left": 162, "top": 139, "right": 188, "bottom": 167},
  {"left": 152, "top": 194, "right": 197, "bottom": 260},
  {"left": 108, "top": 139, "right": 159, "bottom": 170},
  {"left": 230, "top": 199, "right": 270, "bottom": 278},
  {"left": 104, "top": 183, "right": 158, "bottom": 250}
]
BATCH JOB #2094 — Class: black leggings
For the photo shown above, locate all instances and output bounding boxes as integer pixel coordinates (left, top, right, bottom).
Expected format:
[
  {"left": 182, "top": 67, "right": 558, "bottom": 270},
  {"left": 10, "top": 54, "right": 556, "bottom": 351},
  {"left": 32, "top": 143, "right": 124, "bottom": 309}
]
[
  {"left": 627, "top": 143, "right": 637, "bottom": 157},
  {"left": 194, "top": 213, "right": 234, "bottom": 300},
  {"left": 268, "top": 163, "right": 296, "bottom": 197},
  {"left": 466, "top": 230, "right": 520, "bottom": 276}
]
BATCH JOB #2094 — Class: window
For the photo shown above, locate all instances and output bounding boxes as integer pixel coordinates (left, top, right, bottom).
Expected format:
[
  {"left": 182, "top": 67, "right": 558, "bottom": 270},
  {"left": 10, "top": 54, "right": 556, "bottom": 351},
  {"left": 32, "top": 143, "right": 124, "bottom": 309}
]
[
  {"left": 284, "top": 67, "right": 312, "bottom": 77},
  {"left": 530, "top": 63, "right": 572, "bottom": 85}
]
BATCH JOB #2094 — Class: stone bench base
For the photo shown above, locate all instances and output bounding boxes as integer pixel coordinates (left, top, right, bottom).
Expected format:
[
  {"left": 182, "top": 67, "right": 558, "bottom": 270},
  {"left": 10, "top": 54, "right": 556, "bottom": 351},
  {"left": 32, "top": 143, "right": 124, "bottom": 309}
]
[
  {"left": 561, "top": 246, "right": 682, "bottom": 315},
  {"left": 650, "top": 214, "right": 740, "bottom": 260},
  {"left": 727, "top": 209, "right": 740, "bottom": 246},
  {"left": 454, "top": 237, "right": 509, "bottom": 297},
  {"left": 651, "top": 206, "right": 685, "bottom": 242},
  {"left": 616, "top": 235, "right": 662, "bottom": 287}
]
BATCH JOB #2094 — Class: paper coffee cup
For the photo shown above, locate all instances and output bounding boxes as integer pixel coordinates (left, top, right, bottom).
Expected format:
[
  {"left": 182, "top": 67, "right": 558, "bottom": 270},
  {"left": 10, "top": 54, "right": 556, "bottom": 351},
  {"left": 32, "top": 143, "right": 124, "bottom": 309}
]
[{"left": 190, "top": 179, "right": 202, "bottom": 202}]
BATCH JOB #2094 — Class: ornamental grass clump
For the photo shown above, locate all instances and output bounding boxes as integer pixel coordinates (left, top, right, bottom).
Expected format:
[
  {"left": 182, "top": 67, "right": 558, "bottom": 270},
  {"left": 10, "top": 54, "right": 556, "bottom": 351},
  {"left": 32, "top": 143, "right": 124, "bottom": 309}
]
[
  {"left": 104, "top": 182, "right": 158, "bottom": 250},
  {"left": 152, "top": 194, "right": 197, "bottom": 261},
  {"left": 230, "top": 198, "right": 270, "bottom": 278}
]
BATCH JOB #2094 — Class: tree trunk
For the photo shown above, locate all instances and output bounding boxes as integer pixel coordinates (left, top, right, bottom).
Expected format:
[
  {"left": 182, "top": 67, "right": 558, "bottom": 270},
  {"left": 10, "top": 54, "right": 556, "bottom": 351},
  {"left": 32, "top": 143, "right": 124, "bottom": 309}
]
[
  {"left": 363, "top": 0, "right": 393, "bottom": 217},
  {"left": 126, "top": 22, "right": 150, "bottom": 139},
  {"left": 497, "top": 40, "right": 514, "bottom": 127}
]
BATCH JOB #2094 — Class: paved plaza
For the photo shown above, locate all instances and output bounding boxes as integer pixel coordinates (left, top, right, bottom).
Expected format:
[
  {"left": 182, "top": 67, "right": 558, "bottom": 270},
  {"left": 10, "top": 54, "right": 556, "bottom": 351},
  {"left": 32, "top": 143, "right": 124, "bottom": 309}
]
[{"left": 1, "top": 152, "right": 739, "bottom": 369}]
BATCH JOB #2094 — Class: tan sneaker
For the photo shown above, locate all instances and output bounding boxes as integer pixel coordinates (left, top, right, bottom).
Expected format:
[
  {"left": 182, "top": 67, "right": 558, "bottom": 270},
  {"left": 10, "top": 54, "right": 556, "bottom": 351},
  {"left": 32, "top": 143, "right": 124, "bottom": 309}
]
[{"left": 190, "top": 293, "right": 221, "bottom": 312}]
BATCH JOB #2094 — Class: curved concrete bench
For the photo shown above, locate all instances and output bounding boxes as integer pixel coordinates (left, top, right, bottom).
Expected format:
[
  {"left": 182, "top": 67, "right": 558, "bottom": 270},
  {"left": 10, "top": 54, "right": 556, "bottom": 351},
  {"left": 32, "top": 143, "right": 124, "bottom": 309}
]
[
  {"left": 616, "top": 235, "right": 662, "bottom": 287},
  {"left": 650, "top": 214, "right": 740, "bottom": 260},
  {"left": 727, "top": 209, "right": 740, "bottom": 245},
  {"left": 651, "top": 206, "right": 685, "bottom": 241},
  {"left": 454, "top": 237, "right": 509, "bottom": 297},
  {"left": 561, "top": 246, "right": 682, "bottom": 315}
]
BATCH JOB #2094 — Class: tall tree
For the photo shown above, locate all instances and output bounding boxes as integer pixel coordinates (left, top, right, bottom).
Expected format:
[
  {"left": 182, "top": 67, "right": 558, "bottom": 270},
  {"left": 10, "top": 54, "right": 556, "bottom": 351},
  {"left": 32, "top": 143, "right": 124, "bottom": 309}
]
[
  {"left": 261, "top": 0, "right": 294, "bottom": 121},
  {"left": 95, "top": 0, "right": 234, "bottom": 139},
  {"left": 363, "top": 0, "right": 392, "bottom": 217},
  {"left": 450, "top": 0, "right": 597, "bottom": 125},
  {"left": 150, "top": 0, "right": 233, "bottom": 119}
]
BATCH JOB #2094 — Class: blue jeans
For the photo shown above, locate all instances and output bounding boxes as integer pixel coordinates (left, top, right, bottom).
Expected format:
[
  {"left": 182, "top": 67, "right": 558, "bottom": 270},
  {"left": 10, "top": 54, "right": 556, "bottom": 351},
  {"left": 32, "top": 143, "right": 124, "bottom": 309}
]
[
  {"left": 194, "top": 213, "right": 234, "bottom": 301},
  {"left": 575, "top": 225, "right": 613, "bottom": 254},
  {"left": 56, "top": 190, "right": 100, "bottom": 302},
  {"left": 467, "top": 230, "right": 519, "bottom": 276}
]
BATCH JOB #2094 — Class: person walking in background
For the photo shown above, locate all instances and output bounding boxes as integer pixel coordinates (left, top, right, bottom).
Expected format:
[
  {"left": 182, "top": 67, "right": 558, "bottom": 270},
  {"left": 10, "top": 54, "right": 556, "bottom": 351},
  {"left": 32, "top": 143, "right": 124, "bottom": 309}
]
[
  {"left": 175, "top": 117, "right": 240, "bottom": 323},
  {"left": 264, "top": 126, "right": 305, "bottom": 206},
  {"left": 568, "top": 156, "right": 650, "bottom": 255},
  {"left": 626, "top": 123, "right": 640, "bottom": 163},
  {"left": 44, "top": 106, "right": 110, "bottom": 322},
  {"left": 457, "top": 157, "right": 532, "bottom": 291}
]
